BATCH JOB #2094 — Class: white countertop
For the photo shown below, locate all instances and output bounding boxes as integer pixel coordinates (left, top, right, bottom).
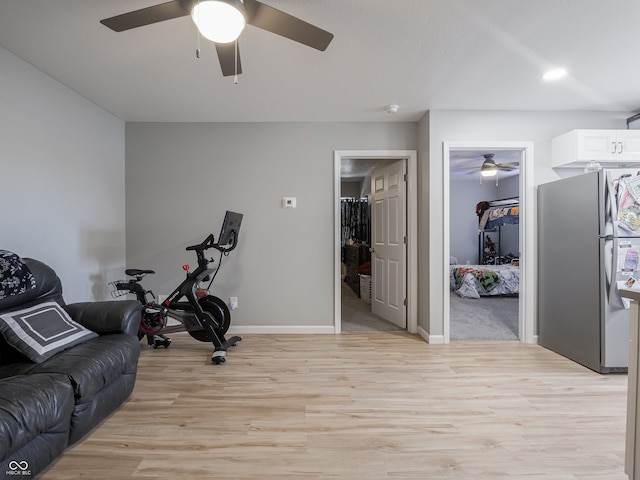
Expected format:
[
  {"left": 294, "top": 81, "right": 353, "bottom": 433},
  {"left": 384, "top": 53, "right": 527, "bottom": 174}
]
[{"left": 621, "top": 289, "right": 640, "bottom": 302}]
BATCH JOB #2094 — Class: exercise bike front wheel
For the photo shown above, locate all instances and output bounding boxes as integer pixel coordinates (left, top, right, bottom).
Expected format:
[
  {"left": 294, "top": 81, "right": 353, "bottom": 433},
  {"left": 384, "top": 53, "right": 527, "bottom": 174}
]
[{"left": 187, "top": 295, "right": 231, "bottom": 343}]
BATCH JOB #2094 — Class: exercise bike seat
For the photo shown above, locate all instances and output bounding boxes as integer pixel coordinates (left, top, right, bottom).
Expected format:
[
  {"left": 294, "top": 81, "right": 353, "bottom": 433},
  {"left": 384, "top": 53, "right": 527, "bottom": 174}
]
[{"left": 125, "top": 269, "right": 155, "bottom": 277}]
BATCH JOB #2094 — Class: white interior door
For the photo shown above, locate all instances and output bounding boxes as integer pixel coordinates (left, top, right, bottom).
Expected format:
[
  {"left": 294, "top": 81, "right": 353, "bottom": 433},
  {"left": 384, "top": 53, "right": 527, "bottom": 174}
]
[{"left": 371, "top": 160, "right": 407, "bottom": 328}]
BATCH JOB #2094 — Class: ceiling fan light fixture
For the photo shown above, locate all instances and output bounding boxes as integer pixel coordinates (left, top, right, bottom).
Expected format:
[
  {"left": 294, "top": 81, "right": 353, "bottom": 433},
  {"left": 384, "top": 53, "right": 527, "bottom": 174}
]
[
  {"left": 480, "top": 161, "right": 498, "bottom": 177},
  {"left": 191, "top": 0, "right": 246, "bottom": 44}
]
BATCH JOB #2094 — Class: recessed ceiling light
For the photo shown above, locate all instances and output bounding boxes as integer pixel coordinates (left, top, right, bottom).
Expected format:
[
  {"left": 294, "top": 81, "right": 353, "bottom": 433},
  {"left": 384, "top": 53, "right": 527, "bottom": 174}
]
[{"left": 543, "top": 68, "right": 568, "bottom": 81}]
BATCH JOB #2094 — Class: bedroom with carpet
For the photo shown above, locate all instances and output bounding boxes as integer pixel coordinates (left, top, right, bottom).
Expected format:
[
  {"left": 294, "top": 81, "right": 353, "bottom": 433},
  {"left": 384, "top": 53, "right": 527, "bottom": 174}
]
[{"left": 449, "top": 152, "right": 521, "bottom": 340}]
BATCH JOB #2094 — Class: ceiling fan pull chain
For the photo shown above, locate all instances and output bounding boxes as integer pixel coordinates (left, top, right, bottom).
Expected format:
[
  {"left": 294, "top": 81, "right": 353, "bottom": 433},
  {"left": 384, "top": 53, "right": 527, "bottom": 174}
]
[
  {"left": 234, "top": 39, "right": 239, "bottom": 85},
  {"left": 195, "top": 0, "right": 201, "bottom": 59}
]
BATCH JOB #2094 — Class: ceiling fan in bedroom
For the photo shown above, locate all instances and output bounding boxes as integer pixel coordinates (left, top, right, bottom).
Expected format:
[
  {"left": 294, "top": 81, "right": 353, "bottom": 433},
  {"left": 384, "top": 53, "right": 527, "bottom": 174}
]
[
  {"left": 451, "top": 153, "right": 519, "bottom": 186},
  {"left": 100, "top": 0, "right": 334, "bottom": 78}
]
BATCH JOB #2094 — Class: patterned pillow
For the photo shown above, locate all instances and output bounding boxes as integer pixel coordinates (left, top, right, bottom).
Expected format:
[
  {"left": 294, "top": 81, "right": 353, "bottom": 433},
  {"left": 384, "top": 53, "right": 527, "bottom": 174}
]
[
  {"left": 0, "top": 250, "right": 36, "bottom": 299},
  {"left": 0, "top": 301, "right": 97, "bottom": 363}
]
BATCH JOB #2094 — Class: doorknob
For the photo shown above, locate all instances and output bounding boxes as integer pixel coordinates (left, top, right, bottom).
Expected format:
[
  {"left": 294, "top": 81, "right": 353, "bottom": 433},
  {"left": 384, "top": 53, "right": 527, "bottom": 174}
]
[{"left": 370, "top": 248, "right": 375, "bottom": 253}]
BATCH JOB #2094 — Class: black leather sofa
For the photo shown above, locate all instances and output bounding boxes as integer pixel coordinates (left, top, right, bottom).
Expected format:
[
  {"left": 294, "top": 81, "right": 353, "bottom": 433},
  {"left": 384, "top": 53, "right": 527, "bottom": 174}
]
[{"left": 0, "top": 254, "right": 141, "bottom": 477}]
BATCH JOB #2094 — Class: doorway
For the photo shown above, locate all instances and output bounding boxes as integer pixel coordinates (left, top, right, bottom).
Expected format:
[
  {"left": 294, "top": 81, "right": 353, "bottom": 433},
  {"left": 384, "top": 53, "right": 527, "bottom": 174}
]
[
  {"left": 442, "top": 141, "right": 535, "bottom": 344},
  {"left": 449, "top": 149, "right": 521, "bottom": 340},
  {"left": 334, "top": 150, "right": 418, "bottom": 335}
]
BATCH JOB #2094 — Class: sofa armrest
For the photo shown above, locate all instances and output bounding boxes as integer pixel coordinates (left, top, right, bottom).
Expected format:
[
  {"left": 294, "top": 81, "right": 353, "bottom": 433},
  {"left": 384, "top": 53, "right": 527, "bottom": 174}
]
[{"left": 64, "top": 300, "right": 141, "bottom": 336}]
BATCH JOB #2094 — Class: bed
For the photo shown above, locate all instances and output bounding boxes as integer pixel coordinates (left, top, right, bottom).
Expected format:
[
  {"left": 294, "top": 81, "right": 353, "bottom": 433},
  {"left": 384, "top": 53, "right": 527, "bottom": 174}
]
[
  {"left": 477, "top": 204, "right": 519, "bottom": 231},
  {"left": 476, "top": 197, "right": 520, "bottom": 265},
  {"left": 450, "top": 264, "right": 519, "bottom": 299}
]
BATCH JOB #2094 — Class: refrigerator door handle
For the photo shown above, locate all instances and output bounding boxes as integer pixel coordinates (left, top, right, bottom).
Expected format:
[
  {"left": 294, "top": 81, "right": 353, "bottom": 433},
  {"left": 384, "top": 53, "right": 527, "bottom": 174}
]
[
  {"left": 606, "top": 171, "right": 619, "bottom": 237},
  {"left": 607, "top": 239, "right": 616, "bottom": 302}
]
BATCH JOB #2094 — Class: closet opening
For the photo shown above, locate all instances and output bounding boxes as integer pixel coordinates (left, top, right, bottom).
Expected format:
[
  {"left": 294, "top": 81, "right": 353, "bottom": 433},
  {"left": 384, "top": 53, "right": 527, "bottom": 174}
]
[
  {"left": 333, "top": 150, "right": 418, "bottom": 335},
  {"left": 339, "top": 160, "right": 403, "bottom": 332}
]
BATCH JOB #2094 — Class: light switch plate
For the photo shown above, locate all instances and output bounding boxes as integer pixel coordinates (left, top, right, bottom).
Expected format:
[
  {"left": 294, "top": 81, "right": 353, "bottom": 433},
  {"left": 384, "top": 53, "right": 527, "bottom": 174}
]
[{"left": 283, "top": 197, "right": 297, "bottom": 208}]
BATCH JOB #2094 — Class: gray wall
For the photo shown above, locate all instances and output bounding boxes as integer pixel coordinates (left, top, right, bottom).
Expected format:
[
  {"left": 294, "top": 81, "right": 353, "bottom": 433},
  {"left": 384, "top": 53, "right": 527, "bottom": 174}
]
[
  {"left": 496, "top": 175, "right": 520, "bottom": 258},
  {"left": 341, "top": 180, "right": 363, "bottom": 198},
  {"left": 421, "top": 109, "right": 632, "bottom": 339},
  {"left": 0, "top": 46, "right": 126, "bottom": 303},
  {"left": 4, "top": 41, "right": 635, "bottom": 339},
  {"left": 449, "top": 174, "right": 519, "bottom": 265},
  {"left": 450, "top": 179, "right": 497, "bottom": 265},
  {"left": 125, "top": 122, "right": 417, "bottom": 331}
]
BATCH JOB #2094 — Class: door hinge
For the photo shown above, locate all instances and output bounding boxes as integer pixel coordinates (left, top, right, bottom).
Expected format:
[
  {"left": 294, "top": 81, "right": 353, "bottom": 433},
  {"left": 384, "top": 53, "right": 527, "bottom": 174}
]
[
  {"left": 404, "top": 236, "right": 407, "bottom": 244},
  {"left": 404, "top": 173, "right": 407, "bottom": 182},
  {"left": 404, "top": 298, "right": 407, "bottom": 306}
]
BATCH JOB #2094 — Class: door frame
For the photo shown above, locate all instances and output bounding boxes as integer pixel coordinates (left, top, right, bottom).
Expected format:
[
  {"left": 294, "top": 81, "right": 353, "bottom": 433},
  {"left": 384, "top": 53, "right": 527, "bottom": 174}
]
[
  {"left": 443, "top": 141, "right": 536, "bottom": 344},
  {"left": 334, "top": 150, "right": 418, "bottom": 334}
]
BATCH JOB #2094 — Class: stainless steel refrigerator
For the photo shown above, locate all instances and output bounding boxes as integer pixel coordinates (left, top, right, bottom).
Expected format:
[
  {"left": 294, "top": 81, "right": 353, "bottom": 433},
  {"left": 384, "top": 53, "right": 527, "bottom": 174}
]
[{"left": 538, "top": 168, "right": 640, "bottom": 373}]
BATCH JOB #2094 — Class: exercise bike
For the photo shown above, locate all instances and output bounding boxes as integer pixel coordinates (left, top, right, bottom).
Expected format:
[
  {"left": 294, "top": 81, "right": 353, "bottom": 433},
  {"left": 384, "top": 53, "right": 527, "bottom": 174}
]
[{"left": 110, "top": 211, "right": 243, "bottom": 364}]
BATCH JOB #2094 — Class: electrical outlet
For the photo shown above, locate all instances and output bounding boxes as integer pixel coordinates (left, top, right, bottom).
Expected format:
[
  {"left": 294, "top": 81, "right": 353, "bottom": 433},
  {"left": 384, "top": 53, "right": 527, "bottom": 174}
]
[{"left": 229, "top": 296, "right": 238, "bottom": 310}]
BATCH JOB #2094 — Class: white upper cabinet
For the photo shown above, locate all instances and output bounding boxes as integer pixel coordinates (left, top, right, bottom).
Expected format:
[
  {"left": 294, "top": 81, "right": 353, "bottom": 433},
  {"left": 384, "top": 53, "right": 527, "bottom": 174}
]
[{"left": 552, "top": 129, "right": 640, "bottom": 167}]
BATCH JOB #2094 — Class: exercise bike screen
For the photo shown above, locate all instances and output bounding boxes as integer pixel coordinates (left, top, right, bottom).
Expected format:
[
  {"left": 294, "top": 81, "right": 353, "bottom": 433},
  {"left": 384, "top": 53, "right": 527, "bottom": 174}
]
[{"left": 218, "top": 211, "right": 243, "bottom": 246}]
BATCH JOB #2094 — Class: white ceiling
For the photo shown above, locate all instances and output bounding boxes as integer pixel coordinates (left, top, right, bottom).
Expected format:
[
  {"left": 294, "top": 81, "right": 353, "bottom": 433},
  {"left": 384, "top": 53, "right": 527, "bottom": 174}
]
[{"left": 1, "top": 1, "right": 639, "bottom": 123}]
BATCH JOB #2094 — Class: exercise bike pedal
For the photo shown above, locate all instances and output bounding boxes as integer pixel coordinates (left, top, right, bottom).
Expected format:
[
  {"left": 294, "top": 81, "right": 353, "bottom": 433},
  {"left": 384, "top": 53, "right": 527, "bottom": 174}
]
[
  {"left": 211, "top": 350, "right": 227, "bottom": 364},
  {"left": 225, "top": 335, "right": 243, "bottom": 348},
  {"left": 151, "top": 335, "right": 172, "bottom": 349}
]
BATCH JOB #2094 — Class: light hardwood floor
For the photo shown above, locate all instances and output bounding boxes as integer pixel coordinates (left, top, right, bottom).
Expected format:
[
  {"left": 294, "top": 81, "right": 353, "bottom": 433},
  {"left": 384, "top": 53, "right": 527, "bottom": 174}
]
[{"left": 40, "top": 332, "right": 628, "bottom": 479}]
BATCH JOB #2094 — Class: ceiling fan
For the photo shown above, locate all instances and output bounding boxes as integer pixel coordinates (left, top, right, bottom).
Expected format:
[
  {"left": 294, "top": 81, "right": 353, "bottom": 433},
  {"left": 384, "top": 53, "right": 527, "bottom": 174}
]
[
  {"left": 451, "top": 153, "right": 519, "bottom": 185},
  {"left": 100, "top": 0, "right": 334, "bottom": 77},
  {"left": 478, "top": 153, "right": 518, "bottom": 177}
]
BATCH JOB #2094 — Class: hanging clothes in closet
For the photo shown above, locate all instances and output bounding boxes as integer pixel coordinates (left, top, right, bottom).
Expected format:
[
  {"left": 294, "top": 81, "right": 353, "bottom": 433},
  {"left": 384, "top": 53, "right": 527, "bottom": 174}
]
[{"left": 341, "top": 198, "right": 369, "bottom": 248}]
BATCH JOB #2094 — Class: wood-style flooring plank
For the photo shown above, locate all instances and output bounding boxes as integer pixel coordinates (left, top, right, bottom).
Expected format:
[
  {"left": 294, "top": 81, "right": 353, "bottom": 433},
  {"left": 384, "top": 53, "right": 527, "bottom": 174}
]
[{"left": 39, "top": 332, "right": 628, "bottom": 479}]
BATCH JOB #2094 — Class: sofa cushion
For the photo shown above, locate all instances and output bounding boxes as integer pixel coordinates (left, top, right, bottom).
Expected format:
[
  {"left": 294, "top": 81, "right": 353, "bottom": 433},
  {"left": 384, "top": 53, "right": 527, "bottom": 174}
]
[
  {"left": 0, "top": 301, "right": 97, "bottom": 363},
  {"left": 1, "top": 334, "right": 140, "bottom": 404},
  {"left": 0, "top": 373, "right": 75, "bottom": 462}
]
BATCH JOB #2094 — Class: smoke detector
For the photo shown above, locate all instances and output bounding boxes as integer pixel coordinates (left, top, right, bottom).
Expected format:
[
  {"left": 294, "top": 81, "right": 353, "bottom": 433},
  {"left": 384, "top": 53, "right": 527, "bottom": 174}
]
[{"left": 385, "top": 104, "right": 399, "bottom": 114}]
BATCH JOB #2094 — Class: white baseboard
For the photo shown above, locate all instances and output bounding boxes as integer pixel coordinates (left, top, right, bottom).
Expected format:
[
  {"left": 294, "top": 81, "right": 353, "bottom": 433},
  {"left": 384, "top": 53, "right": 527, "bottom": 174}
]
[
  {"left": 418, "top": 326, "right": 444, "bottom": 344},
  {"left": 227, "top": 325, "right": 336, "bottom": 335}
]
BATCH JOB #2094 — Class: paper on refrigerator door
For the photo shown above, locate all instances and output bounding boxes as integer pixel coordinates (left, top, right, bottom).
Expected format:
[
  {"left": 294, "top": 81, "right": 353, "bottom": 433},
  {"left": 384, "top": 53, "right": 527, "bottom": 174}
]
[
  {"left": 619, "top": 241, "right": 639, "bottom": 272},
  {"left": 617, "top": 176, "right": 640, "bottom": 234},
  {"left": 626, "top": 175, "right": 640, "bottom": 203},
  {"left": 619, "top": 240, "right": 633, "bottom": 270}
]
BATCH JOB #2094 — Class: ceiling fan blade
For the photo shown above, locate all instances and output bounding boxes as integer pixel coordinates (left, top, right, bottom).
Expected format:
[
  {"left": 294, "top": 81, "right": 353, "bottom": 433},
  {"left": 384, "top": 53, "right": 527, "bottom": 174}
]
[
  {"left": 451, "top": 165, "right": 480, "bottom": 174},
  {"left": 100, "top": 1, "right": 189, "bottom": 32},
  {"left": 244, "top": 0, "right": 333, "bottom": 51},
  {"left": 216, "top": 42, "right": 243, "bottom": 77}
]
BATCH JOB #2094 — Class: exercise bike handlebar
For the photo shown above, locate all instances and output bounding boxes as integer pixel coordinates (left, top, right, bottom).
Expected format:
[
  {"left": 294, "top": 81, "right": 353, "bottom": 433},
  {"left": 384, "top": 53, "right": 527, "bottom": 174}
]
[
  {"left": 185, "top": 232, "right": 238, "bottom": 255},
  {"left": 214, "top": 231, "right": 239, "bottom": 254},
  {"left": 185, "top": 234, "right": 216, "bottom": 252}
]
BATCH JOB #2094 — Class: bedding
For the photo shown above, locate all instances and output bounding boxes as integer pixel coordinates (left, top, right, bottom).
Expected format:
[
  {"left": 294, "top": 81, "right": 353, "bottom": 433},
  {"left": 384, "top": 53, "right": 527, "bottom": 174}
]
[
  {"left": 478, "top": 206, "right": 519, "bottom": 231},
  {"left": 450, "top": 264, "right": 519, "bottom": 299}
]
